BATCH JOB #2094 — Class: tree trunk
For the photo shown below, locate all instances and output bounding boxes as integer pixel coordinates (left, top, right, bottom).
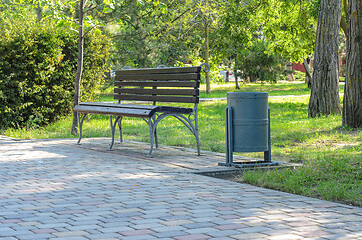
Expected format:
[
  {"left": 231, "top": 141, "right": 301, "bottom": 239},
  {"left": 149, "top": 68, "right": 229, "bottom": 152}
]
[
  {"left": 287, "top": 63, "right": 295, "bottom": 81},
  {"left": 235, "top": 73, "right": 240, "bottom": 89},
  {"left": 36, "top": 3, "right": 42, "bottom": 22},
  {"left": 234, "top": 55, "right": 240, "bottom": 89},
  {"left": 308, "top": 0, "right": 342, "bottom": 118},
  {"left": 342, "top": 0, "right": 362, "bottom": 128},
  {"left": 205, "top": 19, "right": 210, "bottom": 94},
  {"left": 250, "top": 75, "right": 257, "bottom": 83},
  {"left": 225, "top": 70, "right": 229, "bottom": 82},
  {"left": 303, "top": 58, "right": 312, "bottom": 88},
  {"left": 71, "top": 0, "right": 84, "bottom": 135}
]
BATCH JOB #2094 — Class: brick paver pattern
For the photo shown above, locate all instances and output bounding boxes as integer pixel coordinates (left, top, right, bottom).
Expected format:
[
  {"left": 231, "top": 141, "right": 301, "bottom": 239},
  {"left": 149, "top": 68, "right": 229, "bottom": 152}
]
[{"left": 0, "top": 137, "right": 361, "bottom": 239}]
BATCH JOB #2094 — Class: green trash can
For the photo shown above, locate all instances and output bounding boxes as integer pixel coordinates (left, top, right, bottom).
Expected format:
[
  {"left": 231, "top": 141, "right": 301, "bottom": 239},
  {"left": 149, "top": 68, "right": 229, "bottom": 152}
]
[
  {"left": 228, "top": 92, "right": 269, "bottom": 152},
  {"left": 220, "top": 92, "right": 279, "bottom": 168}
]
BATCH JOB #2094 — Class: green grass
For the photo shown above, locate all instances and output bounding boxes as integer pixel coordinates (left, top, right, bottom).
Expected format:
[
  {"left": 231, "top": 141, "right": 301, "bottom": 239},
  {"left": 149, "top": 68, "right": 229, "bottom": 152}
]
[
  {"left": 1, "top": 82, "right": 360, "bottom": 206},
  {"left": 199, "top": 82, "right": 313, "bottom": 99},
  {"left": 97, "top": 82, "right": 345, "bottom": 102}
]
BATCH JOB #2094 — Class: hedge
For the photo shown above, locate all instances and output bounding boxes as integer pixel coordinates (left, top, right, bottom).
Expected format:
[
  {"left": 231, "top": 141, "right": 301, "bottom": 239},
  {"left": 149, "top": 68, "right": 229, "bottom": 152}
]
[{"left": 0, "top": 16, "right": 110, "bottom": 129}]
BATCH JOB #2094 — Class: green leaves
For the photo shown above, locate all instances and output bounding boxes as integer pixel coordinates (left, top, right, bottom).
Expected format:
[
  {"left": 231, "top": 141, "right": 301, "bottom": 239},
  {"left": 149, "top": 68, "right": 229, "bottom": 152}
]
[{"left": 0, "top": 15, "right": 110, "bottom": 129}]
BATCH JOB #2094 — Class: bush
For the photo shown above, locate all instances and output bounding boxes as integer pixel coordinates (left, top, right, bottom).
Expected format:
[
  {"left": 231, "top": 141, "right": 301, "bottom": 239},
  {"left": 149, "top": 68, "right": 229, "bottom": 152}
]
[
  {"left": 293, "top": 71, "right": 305, "bottom": 82},
  {"left": 0, "top": 16, "right": 110, "bottom": 129},
  {"left": 236, "top": 40, "right": 289, "bottom": 83}
]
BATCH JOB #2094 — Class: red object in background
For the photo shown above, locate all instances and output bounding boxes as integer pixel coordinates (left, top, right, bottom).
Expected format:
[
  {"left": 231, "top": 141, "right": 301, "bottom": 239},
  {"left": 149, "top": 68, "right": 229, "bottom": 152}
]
[{"left": 292, "top": 62, "right": 306, "bottom": 73}]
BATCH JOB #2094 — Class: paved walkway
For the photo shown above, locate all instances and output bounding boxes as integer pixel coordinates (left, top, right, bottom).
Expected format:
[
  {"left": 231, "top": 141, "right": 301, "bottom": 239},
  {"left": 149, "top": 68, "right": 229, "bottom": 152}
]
[{"left": 0, "top": 136, "right": 361, "bottom": 240}]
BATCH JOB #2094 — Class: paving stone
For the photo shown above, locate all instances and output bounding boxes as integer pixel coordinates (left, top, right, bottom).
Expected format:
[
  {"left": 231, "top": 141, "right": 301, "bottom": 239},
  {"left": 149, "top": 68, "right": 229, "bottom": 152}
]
[
  {"left": 119, "top": 229, "right": 155, "bottom": 236},
  {"left": 268, "top": 233, "right": 305, "bottom": 240},
  {"left": 207, "top": 230, "right": 241, "bottom": 237},
  {"left": 0, "top": 228, "right": 17, "bottom": 237},
  {"left": 52, "top": 237, "right": 89, "bottom": 240},
  {"left": 174, "top": 233, "right": 211, "bottom": 240},
  {"left": 86, "top": 233, "right": 123, "bottom": 239},
  {"left": 239, "top": 226, "right": 273, "bottom": 233},
  {"left": 152, "top": 230, "right": 188, "bottom": 238},
  {"left": 229, "top": 232, "right": 269, "bottom": 239},
  {"left": 152, "top": 225, "right": 187, "bottom": 233},
  {"left": 52, "top": 231, "right": 89, "bottom": 237},
  {"left": 66, "top": 224, "right": 100, "bottom": 231},
  {"left": 32, "top": 228, "right": 58, "bottom": 234},
  {"left": 296, "top": 230, "right": 332, "bottom": 238},
  {"left": 160, "top": 219, "right": 195, "bottom": 226},
  {"left": 185, "top": 227, "right": 219, "bottom": 234},
  {"left": 184, "top": 222, "right": 216, "bottom": 229},
  {"left": 215, "top": 223, "right": 248, "bottom": 231},
  {"left": 132, "top": 222, "right": 164, "bottom": 230}
]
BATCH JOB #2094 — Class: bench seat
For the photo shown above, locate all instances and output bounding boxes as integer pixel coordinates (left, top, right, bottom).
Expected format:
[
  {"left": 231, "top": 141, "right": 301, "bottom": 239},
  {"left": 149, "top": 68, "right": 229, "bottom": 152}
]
[{"left": 75, "top": 102, "right": 193, "bottom": 117}]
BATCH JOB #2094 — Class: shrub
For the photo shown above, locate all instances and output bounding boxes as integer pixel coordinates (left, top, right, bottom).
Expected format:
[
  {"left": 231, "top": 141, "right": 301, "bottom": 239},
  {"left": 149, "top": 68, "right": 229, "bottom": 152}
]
[
  {"left": 0, "top": 16, "right": 110, "bottom": 129},
  {"left": 293, "top": 71, "right": 306, "bottom": 82},
  {"left": 236, "top": 40, "right": 289, "bottom": 83}
]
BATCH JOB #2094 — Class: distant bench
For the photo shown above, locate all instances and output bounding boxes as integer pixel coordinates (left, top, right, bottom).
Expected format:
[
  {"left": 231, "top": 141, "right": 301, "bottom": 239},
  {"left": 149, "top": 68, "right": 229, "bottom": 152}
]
[{"left": 74, "top": 64, "right": 209, "bottom": 156}]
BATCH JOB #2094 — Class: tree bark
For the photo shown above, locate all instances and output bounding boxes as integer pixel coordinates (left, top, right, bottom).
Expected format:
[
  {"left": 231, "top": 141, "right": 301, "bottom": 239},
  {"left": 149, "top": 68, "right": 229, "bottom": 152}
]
[
  {"left": 71, "top": 0, "right": 85, "bottom": 135},
  {"left": 36, "top": 3, "right": 42, "bottom": 22},
  {"left": 342, "top": 0, "right": 362, "bottom": 128},
  {"left": 287, "top": 63, "right": 295, "bottom": 81},
  {"left": 234, "top": 55, "right": 240, "bottom": 89},
  {"left": 303, "top": 58, "right": 312, "bottom": 88},
  {"left": 308, "top": 0, "right": 342, "bottom": 118}
]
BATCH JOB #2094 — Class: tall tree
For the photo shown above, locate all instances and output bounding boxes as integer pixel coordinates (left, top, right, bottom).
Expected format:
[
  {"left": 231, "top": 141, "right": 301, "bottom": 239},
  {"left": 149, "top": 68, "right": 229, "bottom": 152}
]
[
  {"left": 204, "top": 0, "right": 210, "bottom": 93},
  {"left": 342, "top": 0, "right": 362, "bottom": 127},
  {"left": 217, "top": 0, "right": 256, "bottom": 88},
  {"left": 71, "top": 0, "right": 85, "bottom": 135},
  {"left": 188, "top": 0, "right": 221, "bottom": 94},
  {"left": 308, "top": 0, "right": 342, "bottom": 117}
]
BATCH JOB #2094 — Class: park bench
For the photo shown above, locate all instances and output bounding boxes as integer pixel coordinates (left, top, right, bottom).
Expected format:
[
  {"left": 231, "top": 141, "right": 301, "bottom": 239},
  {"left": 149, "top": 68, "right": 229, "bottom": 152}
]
[{"left": 74, "top": 64, "right": 209, "bottom": 156}]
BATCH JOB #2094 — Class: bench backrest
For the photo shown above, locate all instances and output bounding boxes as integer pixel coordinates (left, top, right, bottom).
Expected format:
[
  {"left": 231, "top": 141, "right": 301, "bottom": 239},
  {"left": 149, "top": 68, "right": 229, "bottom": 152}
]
[{"left": 114, "top": 66, "right": 201, "bottom": 104}]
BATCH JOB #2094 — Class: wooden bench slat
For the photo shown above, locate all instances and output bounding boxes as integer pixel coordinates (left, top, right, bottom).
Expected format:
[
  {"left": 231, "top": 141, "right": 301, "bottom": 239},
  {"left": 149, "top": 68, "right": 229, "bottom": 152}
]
[
  {"left": 115, "top": 81, "right": 199, "bottom": 88},
  {"left": 114, "top": 94, "right": 199, "bottom": 103},
  {"left": 157, "top": 106, "right": 193, "bottom": 114},
  {"left": 114, "top": 88, "right": 198, "bottom": 96},
  {"left": 115, "top": 73, "right": 200, "bottom": 81},
  {"left": 79, "top": 102, "right": 158, "bottom": 110},
  {"left": 74, "top": 105, "right": 154, "bottom": 118},
  {"left": 116, "top": 66, "right": 200, "bottom": 75},
  {"left": 76, "top": 103, "right": 193, "bottom": 115}
]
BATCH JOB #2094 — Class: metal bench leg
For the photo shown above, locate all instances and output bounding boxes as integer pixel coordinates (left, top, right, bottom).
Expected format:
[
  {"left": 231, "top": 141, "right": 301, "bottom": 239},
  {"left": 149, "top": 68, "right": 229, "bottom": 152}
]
[
  {"left": 109, "top": 116, "right": 121, "bottom": 151},
  {"left": 152, "top": 115, "right": 158, "bottom": 148},
  {"left": 155, "top": 129, "right": 158, "bottom": 148},
  {"left": 77, "top": 113, "right": 87, "bottom": 145},
  {"left": 195, "top": 119, "right": 200, "bottom": 156},
  {"left": 147, "top": 117, "right": 155, "bottom": 157},
  {"left": 118, "top": 117, "right": 123, "bottom": 143}
]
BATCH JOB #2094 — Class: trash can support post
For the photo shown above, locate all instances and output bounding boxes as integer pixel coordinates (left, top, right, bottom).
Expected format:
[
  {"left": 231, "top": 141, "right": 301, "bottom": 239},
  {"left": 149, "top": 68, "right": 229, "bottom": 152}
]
[
  {"left": 264, "top": 107, "right": 271, "bottom": 162},
  {"left": 225, "top": 106, "right": 233, "bottom": 165}
]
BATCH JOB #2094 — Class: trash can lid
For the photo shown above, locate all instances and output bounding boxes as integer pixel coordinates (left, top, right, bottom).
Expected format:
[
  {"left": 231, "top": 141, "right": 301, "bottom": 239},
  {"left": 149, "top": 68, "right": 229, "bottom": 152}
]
[{"left": 227, "top": 92, "right": 268, "bottom": 99}]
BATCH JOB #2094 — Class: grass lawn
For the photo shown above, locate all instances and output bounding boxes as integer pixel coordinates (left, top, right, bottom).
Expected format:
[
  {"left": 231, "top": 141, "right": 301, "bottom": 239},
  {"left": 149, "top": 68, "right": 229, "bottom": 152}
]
[
  {"left": 1, "top": 82, "right": 360, "bottom": 206},
  {"left": 97, "top": 81, "right": 345, "bottom": 102}
]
